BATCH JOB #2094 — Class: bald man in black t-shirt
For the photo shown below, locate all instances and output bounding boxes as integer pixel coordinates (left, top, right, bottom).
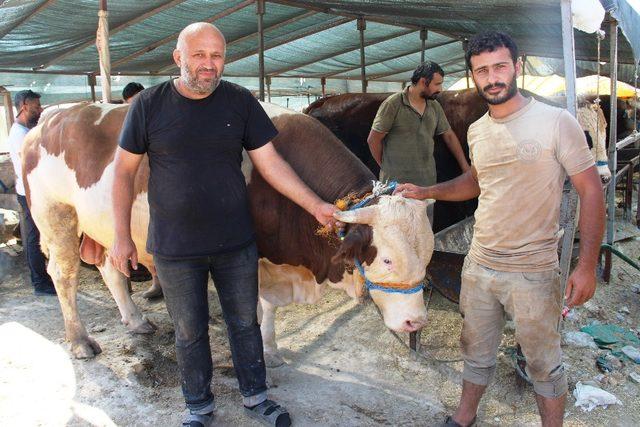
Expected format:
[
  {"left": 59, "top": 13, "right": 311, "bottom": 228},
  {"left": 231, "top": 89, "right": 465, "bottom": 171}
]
[{"left": 111, "top": 22, "right": 337, "bottom": 427}]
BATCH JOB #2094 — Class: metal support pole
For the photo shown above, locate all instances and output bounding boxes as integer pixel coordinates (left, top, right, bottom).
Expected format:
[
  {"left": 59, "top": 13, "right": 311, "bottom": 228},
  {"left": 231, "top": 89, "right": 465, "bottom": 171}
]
[
  {"left": 521, "top": 54, "right": 527, "bottom": 89},
  {"left": 257, "top": 0, "right": 265, "bottom": 101},
  {"left": 463, "top": 39, "right": 470, "bottom": 89},
  {"left": 88, "top": 74, "right": 97, "bottom": 102},
  {"left": 0, "top": 86, "right": 14, "bottom": 132},
  {"left": 357, "top": 17, "right": 367, "bottom": 93},
  {"left": 420, "top": 28, "right": 427, "bottom": 64},
  {"left": 634, "top": 60, "right": 638, "bottom": 141},
  {"left": 321, "top": 77, "right": 326, "bottom": 97},
  {"left": 606, "top": 19, "right": 619, "bottom": 257},
  {"left": 97, "top": 0, "right": 112, "bottom": 103},
  {"left": 265, "top": 76, "right": 271, "bottom": 103},
  {"left": 558, "top": 0, "right": 579, "bottom": 297}
]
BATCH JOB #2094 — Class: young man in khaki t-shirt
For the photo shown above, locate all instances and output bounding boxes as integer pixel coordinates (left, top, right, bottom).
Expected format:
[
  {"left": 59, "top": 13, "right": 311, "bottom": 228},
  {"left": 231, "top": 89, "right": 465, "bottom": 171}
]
[{"left": 396, "top": 32, "right": 604, "bottom": 427}]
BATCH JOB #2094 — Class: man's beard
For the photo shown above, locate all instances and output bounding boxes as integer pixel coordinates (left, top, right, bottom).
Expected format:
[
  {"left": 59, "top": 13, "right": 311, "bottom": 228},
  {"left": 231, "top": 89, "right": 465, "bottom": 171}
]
[
  {"left": 476, "top": 74, "right": 518, "bottom": 105},
  {"left": 181, "top": 64, "right": 221, "bottom": 95},
  {"left": 26, "top": 113, "right": 40, "bottom": 128},
  {"left": 420, "top": 90, "right": 439, "bottom": 100}
]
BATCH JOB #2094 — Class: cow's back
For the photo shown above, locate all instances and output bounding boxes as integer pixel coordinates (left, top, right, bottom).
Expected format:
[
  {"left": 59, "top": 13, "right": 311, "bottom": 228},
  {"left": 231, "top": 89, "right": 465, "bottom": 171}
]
[
  {"left": 26, "top": 103, "right": 127, "bottom": 190},
  {"left": 306, "top": 93, "right": 391, "bottom": 177}
]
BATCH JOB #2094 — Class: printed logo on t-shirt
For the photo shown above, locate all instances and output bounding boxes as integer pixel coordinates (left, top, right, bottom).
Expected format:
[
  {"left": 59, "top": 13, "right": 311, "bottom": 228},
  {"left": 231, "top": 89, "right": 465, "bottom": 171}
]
[{"left": 516, "top": 139, "right": 542, "bottom": 163}]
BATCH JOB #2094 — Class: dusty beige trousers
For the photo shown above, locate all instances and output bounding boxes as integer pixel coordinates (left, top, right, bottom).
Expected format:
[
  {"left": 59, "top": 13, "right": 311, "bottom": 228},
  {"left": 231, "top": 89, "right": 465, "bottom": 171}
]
[{"left": 459, "top": 257, "right": 567, "bottom": 398}]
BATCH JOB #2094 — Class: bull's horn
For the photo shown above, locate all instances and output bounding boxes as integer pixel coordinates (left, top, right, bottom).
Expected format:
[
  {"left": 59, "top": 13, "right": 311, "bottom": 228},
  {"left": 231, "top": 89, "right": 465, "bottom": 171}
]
[
  {"left": 333, "top": 205, "right": 376, "bottom": 224},
  {"left": 405, "top": 197, "right": 432, "bottom": 208}
]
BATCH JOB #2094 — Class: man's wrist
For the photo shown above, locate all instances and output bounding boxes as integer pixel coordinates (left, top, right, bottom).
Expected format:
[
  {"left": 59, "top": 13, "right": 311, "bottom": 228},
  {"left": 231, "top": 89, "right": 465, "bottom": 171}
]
[
  {"left": 421, "top": 186, "right": 434, "bottom": 200},
  {"left": 575, "top": 260, "right": 597, "bottom": 273}
]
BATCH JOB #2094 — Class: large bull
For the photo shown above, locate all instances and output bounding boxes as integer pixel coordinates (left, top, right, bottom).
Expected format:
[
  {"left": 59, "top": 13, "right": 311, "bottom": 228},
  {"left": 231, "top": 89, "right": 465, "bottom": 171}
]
[{"left": 22, "top": 102, "right": 434, "bottom": 365}]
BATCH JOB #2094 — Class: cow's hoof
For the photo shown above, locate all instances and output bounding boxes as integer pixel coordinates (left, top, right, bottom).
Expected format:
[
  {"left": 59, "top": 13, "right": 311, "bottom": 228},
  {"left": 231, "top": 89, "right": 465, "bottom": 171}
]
[
  {"left": 141, "top": 282, "right": 163, "bottom": 299},
  {"left": 265, "top": 352, "right": 285, "bottom": 368},
  {"left": 126, "top": 317, "right": 157, "bottom": 334},
  {"left": 71, "top": 336, "right": 102, "bottom": 359}
]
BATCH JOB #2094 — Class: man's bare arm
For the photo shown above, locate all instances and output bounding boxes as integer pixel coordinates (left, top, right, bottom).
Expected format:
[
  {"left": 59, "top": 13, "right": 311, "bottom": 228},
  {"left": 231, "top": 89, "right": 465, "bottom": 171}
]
[
  {"left": 367, "top": 129, "right": 386, "bottom": 166},
  {"left": 441, "top": 129, "right": 470, "bottom": 172},
  {"left": 248, "top": 142, "right": 337, "bottom": 226},
  {"left": 565, "top": 166, "right": 605, "bottom": 307},
  {"left": 111, "top": 147, "right": 144, "bottom": 276},
  {"left": 395, "top": 167, "right": 480, "bottom": 201}
]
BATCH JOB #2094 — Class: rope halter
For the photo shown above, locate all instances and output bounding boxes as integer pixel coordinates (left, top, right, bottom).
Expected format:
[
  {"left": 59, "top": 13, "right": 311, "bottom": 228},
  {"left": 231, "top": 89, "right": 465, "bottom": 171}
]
[{"left": 339, "top": 180, "right": 426, "bottom": 295}]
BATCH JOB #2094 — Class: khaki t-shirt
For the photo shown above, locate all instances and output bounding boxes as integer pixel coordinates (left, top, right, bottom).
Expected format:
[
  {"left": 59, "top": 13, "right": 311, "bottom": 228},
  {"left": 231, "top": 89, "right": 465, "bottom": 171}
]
[
  {"left": 372, "top": 87, "right": 451, "bottom": 186},
  {"left": 468, "top": 98, "right": 594, "bottom": 272}
]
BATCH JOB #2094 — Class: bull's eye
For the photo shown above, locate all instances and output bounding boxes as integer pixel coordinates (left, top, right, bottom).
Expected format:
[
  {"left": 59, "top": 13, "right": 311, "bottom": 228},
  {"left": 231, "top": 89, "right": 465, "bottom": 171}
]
[{"left": 383, "top": 258, "right": 392, "bottom": 265}]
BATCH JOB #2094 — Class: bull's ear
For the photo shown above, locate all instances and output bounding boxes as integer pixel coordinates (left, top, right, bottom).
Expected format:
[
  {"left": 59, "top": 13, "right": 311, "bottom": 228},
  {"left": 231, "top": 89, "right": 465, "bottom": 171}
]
[{"left": 333, "top": 205, "right": 376, "bottom": 224}]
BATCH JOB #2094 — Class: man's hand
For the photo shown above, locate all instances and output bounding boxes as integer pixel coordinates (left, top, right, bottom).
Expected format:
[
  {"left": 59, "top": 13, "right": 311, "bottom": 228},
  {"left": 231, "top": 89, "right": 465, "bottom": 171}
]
[
  {"left": 565, "top": 264, "right": 597, "bottom": 308},
  {"left": 313, "top": 202, "right": 343, "bottom": 229},
  {"left": 394, "top": 183, "right": 429, "bottom": 200},
  {"left": 110, "top": 236, "right": 138, "bottom": 278}
]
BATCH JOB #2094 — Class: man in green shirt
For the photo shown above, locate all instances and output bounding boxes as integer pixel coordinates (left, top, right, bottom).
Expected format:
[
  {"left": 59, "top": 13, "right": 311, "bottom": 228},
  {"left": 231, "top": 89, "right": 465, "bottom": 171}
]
[{"left": 368, "top": 62, "right": 469, "bottom": 189}]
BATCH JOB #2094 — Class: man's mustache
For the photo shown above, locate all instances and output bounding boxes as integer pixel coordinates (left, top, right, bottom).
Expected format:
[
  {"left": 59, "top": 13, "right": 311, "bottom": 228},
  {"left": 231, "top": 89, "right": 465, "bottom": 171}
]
[{"left": 482, "top": 83, "right": 507, "bottom": 92}]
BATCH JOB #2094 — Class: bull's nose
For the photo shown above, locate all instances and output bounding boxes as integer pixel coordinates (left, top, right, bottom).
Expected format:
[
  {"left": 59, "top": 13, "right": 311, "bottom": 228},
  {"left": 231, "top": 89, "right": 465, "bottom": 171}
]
[{"left": 402, "top": 318, "right": 426, "bottom": 332}]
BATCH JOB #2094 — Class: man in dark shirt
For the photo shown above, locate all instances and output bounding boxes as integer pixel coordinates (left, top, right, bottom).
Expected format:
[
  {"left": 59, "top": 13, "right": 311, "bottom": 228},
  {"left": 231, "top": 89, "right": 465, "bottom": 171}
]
[
  {"left": 111, "top": 22, "right": 337, "bottom": 427},
  {"left": 121, "top": 82, "right": 144, "bottom": 104}
]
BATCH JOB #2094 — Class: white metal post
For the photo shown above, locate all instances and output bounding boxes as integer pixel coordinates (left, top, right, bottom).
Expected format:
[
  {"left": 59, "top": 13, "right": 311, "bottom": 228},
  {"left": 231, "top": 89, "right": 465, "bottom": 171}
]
[
  {"left": 607, "top": 19, "right": 619, "bottom": 249},
  {"left": 558, "top": 0, "right": 579, "bottom": 298}
]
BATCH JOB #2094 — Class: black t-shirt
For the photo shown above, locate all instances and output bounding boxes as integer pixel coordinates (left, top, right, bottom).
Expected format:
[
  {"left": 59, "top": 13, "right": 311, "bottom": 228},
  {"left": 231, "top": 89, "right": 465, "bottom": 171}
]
[{"left": 118, "top": 79, "right": 277, "bottom": 258}]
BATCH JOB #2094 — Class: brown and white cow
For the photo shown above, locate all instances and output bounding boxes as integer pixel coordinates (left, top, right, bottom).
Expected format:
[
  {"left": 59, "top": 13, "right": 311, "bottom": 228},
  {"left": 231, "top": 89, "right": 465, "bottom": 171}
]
[{"left": 22, "top": 102, "right": 434, "bottom": 364}]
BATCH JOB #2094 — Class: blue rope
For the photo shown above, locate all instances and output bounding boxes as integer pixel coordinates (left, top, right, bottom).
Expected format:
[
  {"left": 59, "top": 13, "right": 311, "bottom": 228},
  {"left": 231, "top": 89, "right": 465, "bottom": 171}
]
[
  {"left": 354, "top": 259, "right": 424, "bottom": 295},
  {"left": 338, "top": 180, "right": 397, "bottom": 240}
]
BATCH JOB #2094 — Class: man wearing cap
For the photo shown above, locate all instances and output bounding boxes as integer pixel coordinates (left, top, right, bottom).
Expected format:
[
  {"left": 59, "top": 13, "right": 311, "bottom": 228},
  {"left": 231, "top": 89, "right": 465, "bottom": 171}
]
[{"left": 7, "top": 89, "right": 56, "bottom": 296}]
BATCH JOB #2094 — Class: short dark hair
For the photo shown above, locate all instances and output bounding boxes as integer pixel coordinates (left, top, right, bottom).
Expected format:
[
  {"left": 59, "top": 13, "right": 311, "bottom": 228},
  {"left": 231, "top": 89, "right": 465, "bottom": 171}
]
[
  {"left": 465, "top": 31, "right": 519, "bottom": 70},
  {"left": 14, "top": 89, "right": 41, "bottom": 109},
  {"left": 122, "top": 82, "right": 144, "bottom": 100},
  {"left": 411, "top": 61, "right": 444, "bottom": 85}
]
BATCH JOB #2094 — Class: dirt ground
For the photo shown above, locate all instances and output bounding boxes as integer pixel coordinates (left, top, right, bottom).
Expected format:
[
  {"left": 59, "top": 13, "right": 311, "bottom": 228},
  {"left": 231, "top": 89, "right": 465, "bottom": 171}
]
[{"left": 1, "top": 206, "right": 640, "bottom": 427}]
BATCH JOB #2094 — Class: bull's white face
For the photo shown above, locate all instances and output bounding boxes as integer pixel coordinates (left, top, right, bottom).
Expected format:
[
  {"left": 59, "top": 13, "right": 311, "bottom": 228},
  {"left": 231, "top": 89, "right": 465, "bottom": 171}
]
[{"left": 335, "top": 195, "right": 434, "bottom": 332}]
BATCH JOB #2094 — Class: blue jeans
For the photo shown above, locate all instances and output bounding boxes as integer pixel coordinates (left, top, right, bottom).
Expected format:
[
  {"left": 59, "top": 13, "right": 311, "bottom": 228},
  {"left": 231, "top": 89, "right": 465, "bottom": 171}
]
[
  {"left": 154, "top": 242, "right": 267, "bottom": 413},
  {"left": 17, "top": 195, "right": 54, "bottom": 290}
]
